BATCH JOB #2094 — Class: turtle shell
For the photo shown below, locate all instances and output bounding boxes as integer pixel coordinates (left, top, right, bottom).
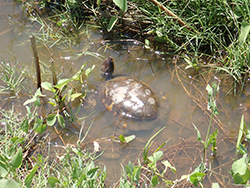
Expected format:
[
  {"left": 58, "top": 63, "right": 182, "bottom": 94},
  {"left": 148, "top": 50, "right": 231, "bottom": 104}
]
[{"left": 99, "top": 76, "right": 158, "bottom": 120}]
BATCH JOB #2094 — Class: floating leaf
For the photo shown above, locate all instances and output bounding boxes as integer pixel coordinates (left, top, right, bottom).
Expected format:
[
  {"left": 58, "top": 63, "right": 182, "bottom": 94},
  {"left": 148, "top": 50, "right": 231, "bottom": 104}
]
[{"left": 124, "top": 135, "right": 136, "bottom": 143}]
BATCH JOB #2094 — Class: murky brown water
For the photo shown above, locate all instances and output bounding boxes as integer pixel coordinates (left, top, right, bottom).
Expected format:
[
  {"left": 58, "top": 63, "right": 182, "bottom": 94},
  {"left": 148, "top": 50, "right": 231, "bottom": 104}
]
[{"left": 0, "top": 1, "right": 249, "bottom": 186}]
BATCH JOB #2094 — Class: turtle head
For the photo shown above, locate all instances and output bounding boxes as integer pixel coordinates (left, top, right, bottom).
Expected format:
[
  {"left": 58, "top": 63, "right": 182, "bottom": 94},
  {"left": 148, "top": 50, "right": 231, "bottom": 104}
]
[{"left": 100, "top": 56, "right": 114, "bottom": 80}]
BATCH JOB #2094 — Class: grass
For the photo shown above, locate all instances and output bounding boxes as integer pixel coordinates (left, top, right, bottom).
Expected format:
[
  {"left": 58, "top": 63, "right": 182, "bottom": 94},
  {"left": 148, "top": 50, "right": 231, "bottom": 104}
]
[
  {"left": 0, "top": 58, "right": 27, "bottom": 98},
  {"left": 0, "top": 105, "right": 107, "bottom": 187},
  {"left": 22, "top": 0, "right": 250, "bottom": 86}
]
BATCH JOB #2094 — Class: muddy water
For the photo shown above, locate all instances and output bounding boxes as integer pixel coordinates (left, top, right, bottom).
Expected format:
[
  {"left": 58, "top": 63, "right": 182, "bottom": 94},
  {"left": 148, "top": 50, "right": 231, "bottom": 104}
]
[{"left": 0, "top": 1, "right": 249, "bottom": 186}]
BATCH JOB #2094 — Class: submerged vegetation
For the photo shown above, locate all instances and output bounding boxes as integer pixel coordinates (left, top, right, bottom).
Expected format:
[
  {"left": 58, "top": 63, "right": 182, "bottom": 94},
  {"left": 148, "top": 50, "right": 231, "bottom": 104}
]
[{"left": 0, "top": 0, "right": 250, "bottom": 187}]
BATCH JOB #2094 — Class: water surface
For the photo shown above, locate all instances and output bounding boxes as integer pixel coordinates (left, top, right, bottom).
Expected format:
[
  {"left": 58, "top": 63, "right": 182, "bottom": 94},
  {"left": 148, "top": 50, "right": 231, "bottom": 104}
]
[{"left": 0, "top": 1, "right": 248, "bottom": 186}]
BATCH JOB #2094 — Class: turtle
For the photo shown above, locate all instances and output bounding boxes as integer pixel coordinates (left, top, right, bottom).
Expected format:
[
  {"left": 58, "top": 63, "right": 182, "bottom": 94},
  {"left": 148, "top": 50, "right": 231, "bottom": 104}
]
[{"left": 98, "top": 57, "right": 158, "bottom": 120}]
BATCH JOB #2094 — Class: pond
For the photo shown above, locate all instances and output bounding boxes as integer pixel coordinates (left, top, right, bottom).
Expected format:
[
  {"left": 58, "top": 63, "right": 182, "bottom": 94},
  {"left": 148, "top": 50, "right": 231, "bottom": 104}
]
[{"left": 0, "top": 1, "right": 249, "bottom": 186}]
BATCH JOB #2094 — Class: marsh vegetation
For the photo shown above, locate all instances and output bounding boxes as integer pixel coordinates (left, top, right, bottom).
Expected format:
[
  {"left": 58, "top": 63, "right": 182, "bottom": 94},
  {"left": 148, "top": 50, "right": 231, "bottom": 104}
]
[{"left": 0, "top": 0, "right": 250, "bottom": 187}]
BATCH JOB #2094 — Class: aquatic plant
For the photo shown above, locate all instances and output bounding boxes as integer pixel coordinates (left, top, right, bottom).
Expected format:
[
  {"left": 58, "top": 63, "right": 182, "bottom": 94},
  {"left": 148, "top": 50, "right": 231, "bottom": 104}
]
[
  {"left": 0, "top": 58, "right": 27, "bottom": 98},
  {"left": 118, "top": 127, "right": 176, "bottom": 187},
  {"left": 24, "top": 62, "right": 95, "bottom": 128},
  {"left": 231, "top": 115, "right": 250, "bottom": 185},
  {"left": 0, "top": 106, "right": 106, "bottom": 187},
  {"left": 189, "top": 81, "right": 220, "bottom": 186}
]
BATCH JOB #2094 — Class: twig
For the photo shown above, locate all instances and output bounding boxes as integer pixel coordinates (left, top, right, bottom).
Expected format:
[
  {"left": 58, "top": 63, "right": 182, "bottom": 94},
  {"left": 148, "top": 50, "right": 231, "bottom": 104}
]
[
  {"left": 50, "top": 58, "right": 58, "bottom": 85},
  {"left": 29, "top": 35, "right": 42, "bottom": 90},
  {"left": 54, "top": 126, "right": 66, "bottom": 146}
]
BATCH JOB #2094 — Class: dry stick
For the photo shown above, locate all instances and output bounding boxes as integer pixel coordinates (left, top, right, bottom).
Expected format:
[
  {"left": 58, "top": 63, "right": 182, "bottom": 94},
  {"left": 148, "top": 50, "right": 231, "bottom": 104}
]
[
  {"left": 29, "top": 35, "right": 42, "bottom": 90},
  {"left": 174, "top": 67, "right": 229, "bottom": 137},
  {"left": 149, "top": 0, "right": 197, "bottom": 33},
  {"left": 42, "top": 43, "right": 58, "bottom": 85},
  {"left": 50, "top": 58, "right": 58, "bottom": 85},
  {"left": 54, "top": 127, "right": 66, "bottom": 146}
]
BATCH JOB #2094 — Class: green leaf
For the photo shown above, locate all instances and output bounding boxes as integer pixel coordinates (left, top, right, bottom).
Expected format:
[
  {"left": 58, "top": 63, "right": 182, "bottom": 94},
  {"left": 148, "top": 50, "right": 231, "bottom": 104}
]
[
  {"left": 85, "top": 65, "right": 95, "bottom": 78},
  {"left": 57, "top": 114, "right": 65, "bottom": 128},
  {"left": 48, "top": 176, "right": 60, "bottom": 188},
  {"left": 143, "top": 127, "right": 166, "bottom": 162},
  {"left": 239, "top": 20, "right": 250, "bottom": 45},
  {"left": 192, "top": 123, "right": 201, "bottom": 141},
  {"left": 149, "top": 151, "right": 163, "bottom": 164},
  {"left": 35, "top": 124, "right": 47, "bottom": 135},
  {"left": 188, "top": 172, "right": 205, "bottom": 186},
  {"left": 237, "top": 143, "right": 248, "bottom": 154},
  {"left": 37, "top": 154, "right": 44, "bottom": 163},
  {"left": 119, "top": 134, "right": 126, "bottom": 143},
  {"left": 20, "top": 119, "right": 29, "bottom": 133},
  {"left": 232, "top": 167, "right": 250, "bottom": 184},
  {"left": 34, "top": 87, "right": 43, "bottom": 97},
  {"left": 236, "top": 115, "right": 245, "bottom": 153},
  {"left": 161, "top": 160, "right": 176, "bottom": 174},
  {"left": 47, "top": 114, "right": 57, "bottom": 126},
  {"left": 70, "top": 93, "right": 82, "bottom": 101},
  {"left": 72, "top": 62, "right": 87, "bottom": 80},
  {"left": 107, "top": 17, "right": 118, "bottom": 32},
  {"left": 10, "top": 148, "right": 23, "bottom": 169},
  {"left": 0, "top": 179, "right": 21, "bottom": 188},
  {"left": 54, "top": 78, "right": 72, "bottom": 89},
  {"left": 124, "top": 135, "right": 136, "bottom": 143},
  {"left": 113, "top": 0, "right": 127, "bottom": 12},
  {"left": 41, "top": 82, "right": 55, "bottom": 92},
  {"left": 0, "top": 161, "right": 8, "bottom": 177},
  {"left": 97, "top": 0, "right": 101, "bottom": 6},
  {"left": 87, "top": 167, "right": 99, "bottom": 178},
  {"left": 134, "top": 166, "right": 141, "bottom": 184},
  {"left": 231, "top": 154, "right": 247, "bottom": 175},
  {"left": 212, "top": 182, "right": 220, "bottom": 188},
  {"left": 23, "top": 88, "right": 43, "bottom": 106},
  {"left": 23, "top": 97, "right": 38, "bottom": 106},
  {"left": 206, "top": 84, "right": 213, "bottom": 97},
  {"left": 151, "top": 175, "right": 159, "bottom": 187},
  {"left": 25, "top": 165, "right": 38, "bottom": 188}
]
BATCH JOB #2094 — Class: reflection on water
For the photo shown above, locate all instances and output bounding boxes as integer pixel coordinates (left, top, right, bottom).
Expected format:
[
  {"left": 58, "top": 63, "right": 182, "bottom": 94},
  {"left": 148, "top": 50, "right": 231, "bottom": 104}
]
[{"left": 0, "top": 0, "right": 249, "bottom": 186}]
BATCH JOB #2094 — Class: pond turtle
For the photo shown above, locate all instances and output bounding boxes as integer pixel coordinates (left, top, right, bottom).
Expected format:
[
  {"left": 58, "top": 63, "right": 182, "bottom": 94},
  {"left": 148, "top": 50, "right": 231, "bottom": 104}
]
[{"left": 98, "top": 57, "right": 158, "bottom": 120}]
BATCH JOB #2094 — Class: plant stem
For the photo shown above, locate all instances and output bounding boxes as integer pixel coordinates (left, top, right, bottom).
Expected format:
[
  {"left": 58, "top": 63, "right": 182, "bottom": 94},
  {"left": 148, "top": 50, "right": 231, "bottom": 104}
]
[
  {"left": 29, "top": 35, "right": 42, "bottom": 90},
  {"left": 204, "top": 112, "right": 214, "bottom": 162}
]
